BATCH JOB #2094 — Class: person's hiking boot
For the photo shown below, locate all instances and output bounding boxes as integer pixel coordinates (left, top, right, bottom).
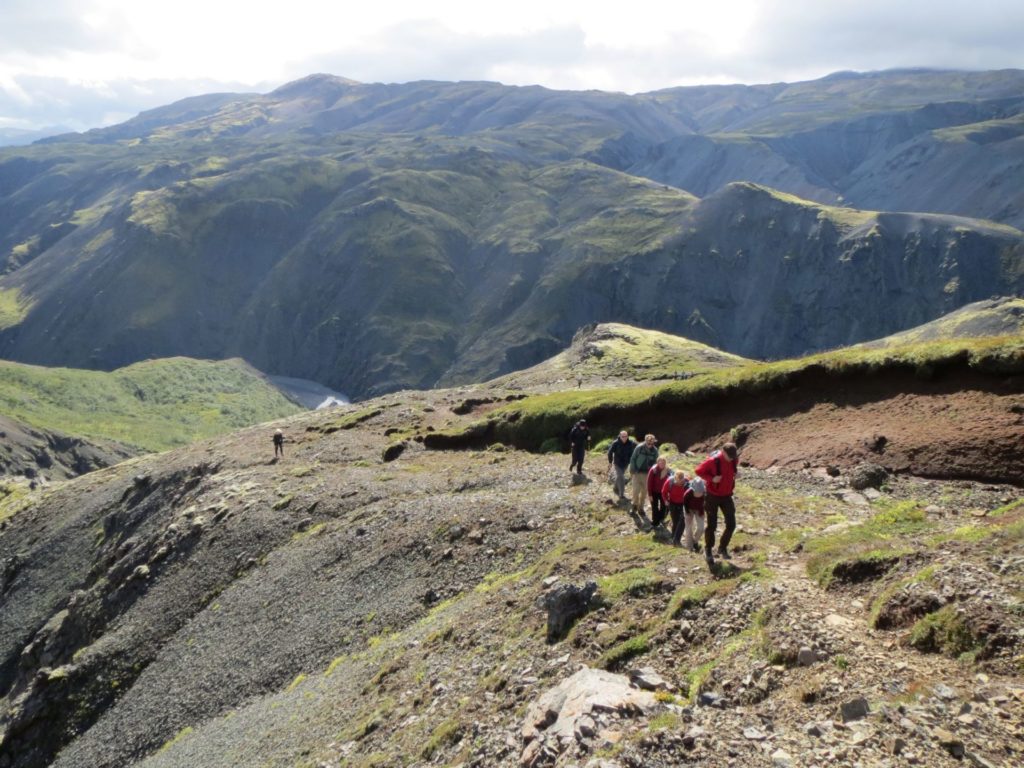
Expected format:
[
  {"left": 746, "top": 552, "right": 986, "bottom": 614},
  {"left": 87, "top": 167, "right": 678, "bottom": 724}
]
[
  {"left": 692, "top": 543, "right": 700, "bottom": 553},
  {"left": 704, "top": 549, "right": 715, "bottom": 569},
  {"left": 718, "top": 547, "right": 731, "bottom": 560}
]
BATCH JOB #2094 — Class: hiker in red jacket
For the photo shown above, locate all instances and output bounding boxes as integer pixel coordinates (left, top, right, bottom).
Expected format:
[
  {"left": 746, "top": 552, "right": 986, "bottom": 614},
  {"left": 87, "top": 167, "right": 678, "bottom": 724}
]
[
  {"left": 647, "top": 457, "right": 672, "bottom": 528},
  {"left": 694, "top": 442, "right": 739, "bottom": 567}
]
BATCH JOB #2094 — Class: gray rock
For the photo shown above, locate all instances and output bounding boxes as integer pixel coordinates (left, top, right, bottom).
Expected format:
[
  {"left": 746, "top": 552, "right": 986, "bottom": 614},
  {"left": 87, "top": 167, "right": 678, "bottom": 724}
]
[
  {"left": 839, "top": 697, "right": 870, "bottom": 722},
  {"left": 542, "top": 582, "right": 598, "bottom": 642},
  {"left": 682, "top": 725, "right": 705, "bottom": 749},
  {"left": 771, "top": 748, "right": 794, "bottom": 767},
  {"left": 886, "top": 736, "right": 907, "bottom": 755},
  {"left": 629, "top": 667, "right": 675, "bottom": 693},
  {"left": 933, "top": 683, "right": 957, "bottom": 700},
  {"left": 849, "top": 462, "right": 888, "bottom": 490},
  {"left": 933, "top": 727, "right": 965, "bottom": 758},
  {"left": 521, "top": 667, "right": 658, "bottom": 766},
  {"left": 797, "top": 647, "right": 817, "bottom": 666},
  {"left": 698, "top": 691, "right": 724, "bottom": 708}
]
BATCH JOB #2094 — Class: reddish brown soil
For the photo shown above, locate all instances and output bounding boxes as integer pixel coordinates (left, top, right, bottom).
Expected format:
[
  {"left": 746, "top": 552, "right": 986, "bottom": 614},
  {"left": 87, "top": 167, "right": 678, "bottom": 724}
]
[{"left": 697, "top": 388, "right": 1023, "bottom": 482}]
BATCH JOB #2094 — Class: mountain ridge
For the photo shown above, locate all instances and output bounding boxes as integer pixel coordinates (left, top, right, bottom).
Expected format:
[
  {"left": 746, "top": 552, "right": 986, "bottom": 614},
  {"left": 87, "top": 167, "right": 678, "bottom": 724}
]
[{"left": 1, "top": 68, "right": 1023, "bottom": 398}]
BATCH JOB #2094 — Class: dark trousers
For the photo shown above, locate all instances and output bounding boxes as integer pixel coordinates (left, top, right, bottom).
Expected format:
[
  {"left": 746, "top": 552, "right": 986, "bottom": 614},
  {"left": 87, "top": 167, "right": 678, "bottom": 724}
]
[
  {"left": 570, "top": 445, "right": 586, "bottom": 472},
  {"left": 704, "top": 494, "right": 736, "bottom": 552},
  {"left": 650, "top": 492, "right": 666, "bottom": 526},
  {"left": 669, "top": 502, "right": 686, "bottom": 542}
]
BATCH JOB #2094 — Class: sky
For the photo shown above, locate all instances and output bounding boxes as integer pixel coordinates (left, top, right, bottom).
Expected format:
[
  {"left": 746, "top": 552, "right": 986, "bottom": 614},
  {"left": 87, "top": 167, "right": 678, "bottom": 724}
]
[{"left": 2, "top": 0, "right": 1023, "bottom": 134}]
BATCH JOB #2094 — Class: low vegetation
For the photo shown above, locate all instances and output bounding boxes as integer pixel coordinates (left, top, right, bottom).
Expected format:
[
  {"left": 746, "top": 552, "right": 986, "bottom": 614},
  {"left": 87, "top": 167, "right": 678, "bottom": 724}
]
[
  {"left": 0, "top": 357, "right": 300, "bottom": 452},
  {"left": 435, "top": 334, "right": 1024, "bottom": 450}
]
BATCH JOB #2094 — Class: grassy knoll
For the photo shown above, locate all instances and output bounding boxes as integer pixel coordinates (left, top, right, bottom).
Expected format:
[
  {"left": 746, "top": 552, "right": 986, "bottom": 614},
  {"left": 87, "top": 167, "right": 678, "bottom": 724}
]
[{"left": 0, "top": 356, "right": 301, "bottom": 452}]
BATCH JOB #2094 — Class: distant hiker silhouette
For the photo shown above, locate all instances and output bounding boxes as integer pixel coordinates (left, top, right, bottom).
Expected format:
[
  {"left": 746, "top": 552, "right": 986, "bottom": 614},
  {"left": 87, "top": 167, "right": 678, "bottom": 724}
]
[{"left": 273, "top": 429, "right": 285, "bottom": 458}]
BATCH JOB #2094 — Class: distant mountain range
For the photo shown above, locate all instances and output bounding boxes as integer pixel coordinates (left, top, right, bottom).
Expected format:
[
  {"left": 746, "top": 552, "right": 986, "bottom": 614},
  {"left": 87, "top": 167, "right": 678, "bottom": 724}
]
[{"left": 0, "top": 69, "right": 1022, "bottom": 398}]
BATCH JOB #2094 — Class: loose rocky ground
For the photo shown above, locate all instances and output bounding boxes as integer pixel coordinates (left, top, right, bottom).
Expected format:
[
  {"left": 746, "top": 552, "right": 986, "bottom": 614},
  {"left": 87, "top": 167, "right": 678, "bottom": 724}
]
[
  {"left": 0, "top": 415, "right": 136, "bottom": 484},
  {"left": 0, "top": 379, "right": 1022, "bottom": 768}
]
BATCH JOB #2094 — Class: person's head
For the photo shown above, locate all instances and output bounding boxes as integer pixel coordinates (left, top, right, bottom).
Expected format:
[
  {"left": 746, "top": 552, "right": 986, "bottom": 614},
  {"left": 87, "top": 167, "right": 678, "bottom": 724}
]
[
  {"left": 275, "top": 428, "right": 283, "bottom": 436},
  {"left": 618, "top": 430, "right": 629, "bottom": 442},
  {"left": 645, "top": 433, "right": 656, "bottom": 446},
  {"left": 722, "top": 442, "right": 738, "bottom": 460},
  {"left": 656, "top": 457, "right": 667, "bottom": 471},
  {"left": 674, "top": 469, "right": 686, "bottom": 483},
  {"left": 579, "top": 419, "right": 587, "bottom": 426},
  {"left": 689, "top": 477, "right": 706, "bottom": 496}
]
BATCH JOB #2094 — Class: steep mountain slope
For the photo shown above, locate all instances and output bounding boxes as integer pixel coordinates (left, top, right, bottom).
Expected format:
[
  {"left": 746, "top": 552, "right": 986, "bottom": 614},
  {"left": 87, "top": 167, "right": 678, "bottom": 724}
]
[
  {"left": 0, "top": 357, "right": 301, "bottom": 454},
  {"left": 1, "top": 70, "right": 1023, "bottom": 398},
  {"left": 1, "top": 335, "right": 1021, "bottom": 768},
  {"left": 863, "top": 296, "right": 1024, "bottom": 346}
]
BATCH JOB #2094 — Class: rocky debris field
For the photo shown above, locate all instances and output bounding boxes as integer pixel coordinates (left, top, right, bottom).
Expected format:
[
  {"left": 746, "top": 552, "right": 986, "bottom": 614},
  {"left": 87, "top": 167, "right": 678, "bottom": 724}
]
[{"left": 0, "top": 382, "right": 1022, "bottom": 768}]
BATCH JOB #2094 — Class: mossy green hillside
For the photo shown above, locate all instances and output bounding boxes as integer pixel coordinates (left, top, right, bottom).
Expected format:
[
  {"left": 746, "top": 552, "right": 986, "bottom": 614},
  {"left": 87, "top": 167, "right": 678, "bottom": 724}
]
[
  {"left": 0, "top": 357, "right": 300, "bottom": 452},
  {"left": 438, "top": 334, "right": 1024, "bottom": 449}
]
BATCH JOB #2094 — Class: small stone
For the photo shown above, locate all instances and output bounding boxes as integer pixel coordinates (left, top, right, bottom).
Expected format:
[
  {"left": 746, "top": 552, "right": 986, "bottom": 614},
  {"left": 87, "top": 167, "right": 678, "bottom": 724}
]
[
  {"left": 771, "top": 748, "right": 793, "bottom": 767},
  {"left": 797, "top": 647, "right": 818, "bottom": 667},
  {"left": 130, "top": 564, "right": 150, "bottom": 580},
  {"left": 467, "top": 528, "right": 485, "bottom": 544},
  {"left": 933, "top": 683, "right": 957, "bottom": 700},
  {"left": 964, "top": 751, "right": 998, "bottom": 768},
  {"left": 698, "top": 691, "right": 723, "bottom": 707},
  {"left": 542, "top": 576, "right": 559, "bottom": 588},
  {"left": 629, "top": 667, "right": 675, "bottom": 693},
  {"left": 933, "top": 727, "right": 965, "bottom": 758},
  {"left": 682, "top": 725, "right": 705, "bottom": 749},
  {"left": 803, "top": 721, "right": 823, "bottom": 737},
  {"left": 886, "top": 736, "right": 906, "bottom": 755},
  {"left": 839, "top": 697, "right": 870, "bottom": 722}
]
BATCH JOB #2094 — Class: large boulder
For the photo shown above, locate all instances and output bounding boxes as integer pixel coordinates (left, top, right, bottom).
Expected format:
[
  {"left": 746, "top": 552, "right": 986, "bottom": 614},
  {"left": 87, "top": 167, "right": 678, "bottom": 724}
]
[{"left": 521, "top": 667, "right": 659, "bottom": 767}]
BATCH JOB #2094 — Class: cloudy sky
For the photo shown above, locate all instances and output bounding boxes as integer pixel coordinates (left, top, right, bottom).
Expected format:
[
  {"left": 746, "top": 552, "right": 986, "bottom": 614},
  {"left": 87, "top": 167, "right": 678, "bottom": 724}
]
[{"left": 2, "top": 0, "right": 1023, "bottom": 135}]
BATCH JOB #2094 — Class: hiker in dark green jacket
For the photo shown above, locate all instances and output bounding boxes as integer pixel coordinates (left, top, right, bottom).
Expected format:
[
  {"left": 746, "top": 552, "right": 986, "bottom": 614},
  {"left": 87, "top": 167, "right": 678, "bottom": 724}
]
[{"left": 629, "top": 434, "right": 659, "bottom": 516}]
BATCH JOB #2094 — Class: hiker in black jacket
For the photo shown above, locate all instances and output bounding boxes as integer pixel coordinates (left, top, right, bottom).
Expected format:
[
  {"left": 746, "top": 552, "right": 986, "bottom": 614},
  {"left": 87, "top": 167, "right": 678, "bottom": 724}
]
[
  {"left": 607, "top": 430, "right": 636, "bottom": 501},
  {"left": 568, "top": 419, "right": 591, "bottom": 474}
]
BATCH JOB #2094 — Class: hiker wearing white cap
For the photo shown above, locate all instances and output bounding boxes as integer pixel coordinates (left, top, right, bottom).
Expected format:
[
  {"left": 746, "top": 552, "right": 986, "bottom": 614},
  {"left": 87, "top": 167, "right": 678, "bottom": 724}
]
[
  {"left": 273, "top": 428, "right": 285, "bottom": 458},
  {"left": 679, "top": 477, "right": 707, "bottom": 552}
]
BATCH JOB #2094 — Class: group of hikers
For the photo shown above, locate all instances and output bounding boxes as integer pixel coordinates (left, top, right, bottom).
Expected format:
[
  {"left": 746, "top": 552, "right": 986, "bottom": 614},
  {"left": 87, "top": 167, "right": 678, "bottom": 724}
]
[{"left": 569, "top": 419, "right": 738, "bottom": 569}]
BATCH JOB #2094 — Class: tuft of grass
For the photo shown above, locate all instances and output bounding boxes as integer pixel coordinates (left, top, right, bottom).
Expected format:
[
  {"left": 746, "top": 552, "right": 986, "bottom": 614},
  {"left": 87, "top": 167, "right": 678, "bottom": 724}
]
[
  {"left": 908, "top": 605, "right": 983, "bottom": 660},
  {"left": 157, "top": 726, "right": 194, "bottom": 754},
  {"left": 420, "top": 718, "right": 462, "bottom": 759},
  {"left": 805, "top": 501, "right": 929, "bottom": 587},
  {"left": 598, "top": 567, "right": 665, "bottom": 603},
  {"left": 599, "top": 632, "right": 651, "bottom": 670}
]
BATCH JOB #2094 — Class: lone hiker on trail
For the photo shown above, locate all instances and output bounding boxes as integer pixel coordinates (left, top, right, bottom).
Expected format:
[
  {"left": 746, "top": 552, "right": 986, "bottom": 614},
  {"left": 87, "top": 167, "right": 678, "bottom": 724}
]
[
  {"left": 569, "top": 419, "right": 591, "bottom": 475},
  {"left": 607, "top": 431, "right": 636, "bottom": 502},
  {"left": 629, "top": 434, "right": 659, "bottom": 518},
  {"left": 695, "top": 442, "right": 739, "bottom": 567},
  {"left": 647, "top": 456, "right": 672, "bottom": 528},
  {"left": 273, "top": 428, "right": 285, "bottom": 458}
]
